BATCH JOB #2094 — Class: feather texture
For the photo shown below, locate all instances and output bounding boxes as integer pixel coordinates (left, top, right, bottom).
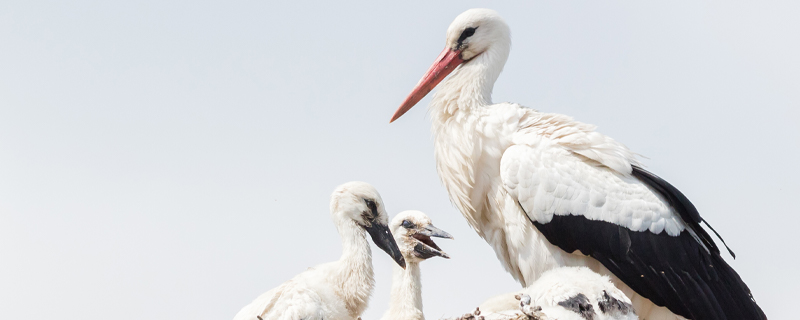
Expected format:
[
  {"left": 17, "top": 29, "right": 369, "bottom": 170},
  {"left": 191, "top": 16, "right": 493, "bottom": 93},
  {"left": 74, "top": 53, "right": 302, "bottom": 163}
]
[
  {"left": 233, "top": 182, "right": 397, "bottom": 320},
  {"left": 400, "top": 8, "right": 765, "bottom": 320},
  {"left": 473, "top": 267, "right": 637, "bottom": 320}
]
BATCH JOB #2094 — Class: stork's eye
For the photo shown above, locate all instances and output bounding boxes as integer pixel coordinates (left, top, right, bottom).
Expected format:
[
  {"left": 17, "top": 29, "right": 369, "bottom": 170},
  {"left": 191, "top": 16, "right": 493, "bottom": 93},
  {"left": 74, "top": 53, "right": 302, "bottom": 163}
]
[
  {"left": 364, "top": 199, "right": 378, "bottom": 217},
  {"left": 402, "top": 220, "right": 415, "bottom": 229},
  {"left": 458, "top": 27, "right": 478, "bottom": 44}
]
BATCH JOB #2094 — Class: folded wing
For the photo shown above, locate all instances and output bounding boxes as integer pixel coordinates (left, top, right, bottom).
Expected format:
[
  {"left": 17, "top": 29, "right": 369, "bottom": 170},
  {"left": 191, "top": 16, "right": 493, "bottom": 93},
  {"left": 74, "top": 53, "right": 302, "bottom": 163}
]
[{"left": 500, "top": 142, "right": 765, "bottom": 320}]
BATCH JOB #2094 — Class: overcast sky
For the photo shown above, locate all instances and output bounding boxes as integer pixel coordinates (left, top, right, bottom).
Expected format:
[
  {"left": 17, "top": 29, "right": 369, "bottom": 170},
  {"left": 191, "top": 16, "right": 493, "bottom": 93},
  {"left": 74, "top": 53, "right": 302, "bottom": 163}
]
[{"left": 1, "top": 1, "right": 798, "bottom": 319}]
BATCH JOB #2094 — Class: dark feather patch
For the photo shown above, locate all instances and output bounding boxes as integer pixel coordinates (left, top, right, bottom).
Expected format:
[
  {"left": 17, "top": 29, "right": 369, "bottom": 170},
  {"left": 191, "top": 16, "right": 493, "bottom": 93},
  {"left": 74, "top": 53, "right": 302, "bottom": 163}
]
[
  {"left": 364, "top": 199, "right": 378, "bottom": 217},
  {"left": 597, "top": 290, "right": 635, "bottom": 316},
  {"left": 557, "top": 293, "right": 595, "bottom": 320},
  {"left": 531, "top": 215, "right": 766, "bottom": 320},
  {"left": 457, "top": 27, "right": 477, "bottom": 47},
  {"left": 631, "top": 166, "right": 735, "bottom": 258}
]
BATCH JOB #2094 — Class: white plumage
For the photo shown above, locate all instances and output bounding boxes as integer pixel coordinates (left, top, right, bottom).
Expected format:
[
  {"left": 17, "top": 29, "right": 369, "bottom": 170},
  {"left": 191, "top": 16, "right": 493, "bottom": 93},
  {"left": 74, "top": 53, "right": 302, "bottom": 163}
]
[
  {"left": 233, "top": 182, "right": 405, "bottom": 320},
  {"left": 475, "top": 267, "right": 638, "bottom": 320},
  {"left": 502, "top": 141, "right": 683, "bottom": 236},
  {"left": 391, "top": 8, "right": 764, "bottom": 320},
  {"left": 381, "top": 210, "right": 452, "bottom": 320}
]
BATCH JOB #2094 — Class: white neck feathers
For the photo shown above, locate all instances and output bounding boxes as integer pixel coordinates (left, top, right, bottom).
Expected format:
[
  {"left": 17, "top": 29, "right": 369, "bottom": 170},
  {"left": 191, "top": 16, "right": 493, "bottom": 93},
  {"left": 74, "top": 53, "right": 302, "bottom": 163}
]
[
  {"left": 427, "top": 38, "right": 512, "bottom": 238},
  {"left": 381, "top": 261, "right": 424, "bottom": 320},
  {"left": 429, "top": 41, "right": 510, "bottom": 124},
  {"left": 334, "top": 220, "right": 375, "bottom": 318}
]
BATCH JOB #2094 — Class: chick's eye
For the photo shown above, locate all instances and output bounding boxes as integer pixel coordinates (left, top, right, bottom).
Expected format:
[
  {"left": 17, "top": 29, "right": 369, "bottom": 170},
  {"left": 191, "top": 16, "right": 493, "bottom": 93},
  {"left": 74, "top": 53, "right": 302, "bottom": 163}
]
[
  {"left": 458, "top": 27, "right": 478, "bottom": 44},
  {"left": 364, "top": 199, "right": 378, "bottom": 214},
  {"left": 402, "top": 220, "right": 415, "bottom": 229}
]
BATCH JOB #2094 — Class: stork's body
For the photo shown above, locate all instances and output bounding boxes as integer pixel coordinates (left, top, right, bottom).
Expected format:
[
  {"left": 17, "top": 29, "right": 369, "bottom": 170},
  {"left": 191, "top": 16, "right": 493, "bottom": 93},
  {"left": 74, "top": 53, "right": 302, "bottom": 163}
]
[
  {"left": 431, "top": 93, "right": 668, "bottom": 317},
  {"left": 233, "top": 182, "right": 406, "bottom": 320},
  {"left": 391, "top": 9, "right": 765, "bottom": 320}
]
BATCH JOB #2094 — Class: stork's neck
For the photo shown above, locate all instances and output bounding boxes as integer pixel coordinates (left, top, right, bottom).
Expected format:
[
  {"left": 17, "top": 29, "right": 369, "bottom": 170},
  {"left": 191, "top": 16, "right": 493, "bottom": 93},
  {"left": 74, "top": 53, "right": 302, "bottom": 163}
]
[
  {"left": 382, "top": 261, "right": 424, "bottom": 320},
  {"left": 429, "top": 42, "right": 510, "bottom": 123},
  {"left": 335, "top": 221, "right": 375, "bottom": 318},
  {"left": 427, "top": 42, "right": 511, "bottom": 235}
]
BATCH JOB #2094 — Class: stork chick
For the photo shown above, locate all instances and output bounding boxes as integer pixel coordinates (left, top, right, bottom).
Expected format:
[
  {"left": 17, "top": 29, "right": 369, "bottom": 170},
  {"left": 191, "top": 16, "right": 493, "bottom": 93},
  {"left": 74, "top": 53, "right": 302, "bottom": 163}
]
[
  {"left": 381, "top": 210, "right": 453, "bottom": 320},
  {"left": 233, "top": 182, "right": 406, "bottom": 320},
  {"left": 469, "top": 267, "right": 637, "bottom": 320}
]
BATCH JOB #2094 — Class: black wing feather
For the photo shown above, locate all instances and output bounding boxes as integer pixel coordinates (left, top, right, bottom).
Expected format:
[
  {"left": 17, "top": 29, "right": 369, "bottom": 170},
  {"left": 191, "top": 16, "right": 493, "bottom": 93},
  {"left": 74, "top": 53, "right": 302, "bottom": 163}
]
[
  {"left": 526, "top": 168, "right": 766, "bottom": 320},
  {"left": 631, "top": 166, "right": 736, "bottom": 258}
]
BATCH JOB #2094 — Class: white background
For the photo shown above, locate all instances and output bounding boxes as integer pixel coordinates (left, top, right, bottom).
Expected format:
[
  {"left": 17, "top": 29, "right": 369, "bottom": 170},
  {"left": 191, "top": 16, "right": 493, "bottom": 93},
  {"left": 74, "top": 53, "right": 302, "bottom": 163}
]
[{"left": 1, "top": 1, "right": 797, "bottom": 319}]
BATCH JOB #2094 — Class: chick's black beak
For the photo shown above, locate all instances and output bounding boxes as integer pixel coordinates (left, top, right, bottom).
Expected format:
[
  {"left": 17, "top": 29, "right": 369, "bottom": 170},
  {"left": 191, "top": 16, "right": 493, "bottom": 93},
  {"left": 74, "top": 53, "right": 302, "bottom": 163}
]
[
  {"left": 365, "top": 222, "right": 406, "bottom": 269},
  {"left": 412, "top": 223, "right": 453, "bottom": 260},
  {"left": 418, "top": 224, "right": 454, "bottom": 239}
]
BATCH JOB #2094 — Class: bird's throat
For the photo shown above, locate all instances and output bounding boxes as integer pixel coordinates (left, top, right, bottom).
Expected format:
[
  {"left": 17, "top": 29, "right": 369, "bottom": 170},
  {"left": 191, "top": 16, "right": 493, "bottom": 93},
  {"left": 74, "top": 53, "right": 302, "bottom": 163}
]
[
  {"left": 386, "top": 262, "right": 423, "bottom": 318},
  {"left": 429, "top": 46, "right": 508, "bottom": 122},
  {"left": 337, "top": 223, "right": 375, "bottom": 318}
]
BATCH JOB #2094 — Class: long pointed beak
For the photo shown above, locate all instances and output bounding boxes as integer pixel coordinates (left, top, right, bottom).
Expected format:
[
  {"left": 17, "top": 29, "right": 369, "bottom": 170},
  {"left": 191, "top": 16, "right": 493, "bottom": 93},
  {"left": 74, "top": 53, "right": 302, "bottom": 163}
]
[
  {"left": 414, "top": 243, "right": 450, "bottom": 259},
  {"left": 418, "top": 224, "right": 454, "bottom": 239},
  {"left": 390, "top": 48, "right": 464, "bottom": 123},
  {"left": 365, "top": 222, "right": 406, "bottom": 269},
  {"left": 412, "top": 223, "right": 453, "bottom": 260}
]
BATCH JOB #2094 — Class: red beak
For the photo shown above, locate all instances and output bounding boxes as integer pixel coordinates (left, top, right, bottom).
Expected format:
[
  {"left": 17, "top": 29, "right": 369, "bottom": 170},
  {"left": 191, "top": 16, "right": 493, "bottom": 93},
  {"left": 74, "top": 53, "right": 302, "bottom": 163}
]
[{"left": 390, "top": 48, "right": 464, "bottom": 123}]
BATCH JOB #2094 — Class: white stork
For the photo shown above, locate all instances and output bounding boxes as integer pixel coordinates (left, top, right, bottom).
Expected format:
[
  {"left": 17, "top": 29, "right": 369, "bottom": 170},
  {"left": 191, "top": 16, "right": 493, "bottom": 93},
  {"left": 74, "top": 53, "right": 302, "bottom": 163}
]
[
  {"left": 381, "top": 210, "right": 453, "bottom": 320},
  {"left": 390, "top": 8, "right": 765, "bottom": 320},
  {"left": 232, "top": 182, "right": 405, "bottom": 320}
]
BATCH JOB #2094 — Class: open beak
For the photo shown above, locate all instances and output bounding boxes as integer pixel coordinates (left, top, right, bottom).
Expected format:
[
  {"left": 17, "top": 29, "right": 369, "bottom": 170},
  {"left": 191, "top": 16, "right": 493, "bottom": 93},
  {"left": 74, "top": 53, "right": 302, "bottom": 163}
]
[
  {"left": 390, "top": 48, "right": 464, "bottom": 123},
  {"left": 365, "top": 222, "right": 406, "bottom": 269},
  {"left": 412, "top": 223, "right": 453, "bottom": 260}
]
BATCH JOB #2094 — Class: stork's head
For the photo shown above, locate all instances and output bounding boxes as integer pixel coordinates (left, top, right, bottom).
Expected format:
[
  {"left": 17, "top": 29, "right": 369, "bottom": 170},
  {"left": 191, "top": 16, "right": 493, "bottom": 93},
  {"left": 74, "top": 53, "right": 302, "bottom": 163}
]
[
  {"left": 445, "top": 8, "right": 510, "bottom": 61},
  {"left": 390, "top": 210, "right": 453, "bottom": 263},
  {"left": 390, "top": 8, "right": 510, "bottom": 122},
  {"left": 331, "top": 181, "right": 406, "bottom": 268}
]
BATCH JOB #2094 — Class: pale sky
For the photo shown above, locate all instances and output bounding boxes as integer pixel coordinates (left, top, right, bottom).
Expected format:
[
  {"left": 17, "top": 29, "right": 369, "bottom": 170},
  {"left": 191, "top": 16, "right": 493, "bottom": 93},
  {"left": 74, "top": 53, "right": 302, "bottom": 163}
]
[{"left": 1, "top": 1, "right": 798, "bottom": 319}]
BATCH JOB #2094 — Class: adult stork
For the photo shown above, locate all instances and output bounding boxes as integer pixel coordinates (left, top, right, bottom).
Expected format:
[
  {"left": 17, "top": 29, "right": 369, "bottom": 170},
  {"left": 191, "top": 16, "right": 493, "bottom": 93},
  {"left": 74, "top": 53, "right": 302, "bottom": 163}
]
[{"left": 390, "top": 8, "right": 765, "bottom": 320}]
